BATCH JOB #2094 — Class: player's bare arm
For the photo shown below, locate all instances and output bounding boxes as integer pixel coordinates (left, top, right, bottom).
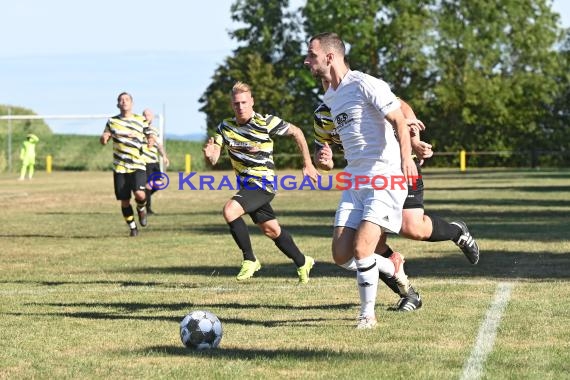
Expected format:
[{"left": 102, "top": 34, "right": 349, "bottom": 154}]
[
  {"left": 398, "top": 99, "right": 432, "bottom": 163},
  {"left": 386, "top": 108, "right": 418, "bottom": 184},
  {"left": 203, "top": 137, "right": 221, "bottom": 166},
  {"left": 400, "top": 99, "right": 426, "bottom": 133},
  {"left": 157, "top": 143, "right": 170, "bottom": 167},
  {"left": 285, "top": 124, "right": 319, "bottom": 183}
]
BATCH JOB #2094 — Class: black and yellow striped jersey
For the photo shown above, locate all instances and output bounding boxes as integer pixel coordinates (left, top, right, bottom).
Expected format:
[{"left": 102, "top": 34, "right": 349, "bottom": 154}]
[
  {"left": 103, "top": 114, "right": 156, "bottom": 173},
  {"left": 213, "top": 112, "right": 290, "bottom": 193},
  {"left": 313, "top": 102, "right": 342, "bottom": 151},
  {"left": 141, "top": 142, "right": 160, "bottom": 164}
]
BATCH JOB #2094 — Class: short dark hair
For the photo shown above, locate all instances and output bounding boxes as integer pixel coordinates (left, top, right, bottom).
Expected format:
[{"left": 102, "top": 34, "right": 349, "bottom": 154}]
[
  {"left": 309, "top": 32, "right": 346, "bottom": 56},
  {"left": 117, "top": 92, "right": 133, "bottom": 102}
]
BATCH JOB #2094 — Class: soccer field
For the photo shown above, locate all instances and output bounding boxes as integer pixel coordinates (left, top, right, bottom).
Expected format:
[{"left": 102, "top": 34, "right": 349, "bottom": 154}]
[{"left": 1, "top": 169, "right": 569, "bottom": 379}]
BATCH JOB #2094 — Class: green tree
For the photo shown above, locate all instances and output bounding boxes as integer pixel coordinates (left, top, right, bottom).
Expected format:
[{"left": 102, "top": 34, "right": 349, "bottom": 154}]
[
  {"left": 542, "top": 29, "right": 570, "bottom": 165},
  {"left": 424, "top": 0, "right": 565, "bottom": 165},
  {"left": 199, "top": 53, "right": 291, "bottom": 136},
  {"left": 303, "top": 0, "right": 566, "bottom": 163},
  {"left": 303, "top": 0, "right": 435, "bottom": 103},
  {"left": 199, "top": 0, "right": 569, "bottom": 167},
  {"left": 229, "top": 0, "right": 317, "bottom": 126},
  {"left": 200, "top": 1, "right": 309, "bottom": 128},
  {"left": 199, "top": 0, "right": 316, "bottom": 165}
]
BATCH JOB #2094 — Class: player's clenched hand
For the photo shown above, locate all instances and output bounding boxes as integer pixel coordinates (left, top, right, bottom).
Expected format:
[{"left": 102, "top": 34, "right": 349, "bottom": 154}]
[
  {"left": 412, "top": 141, "right": 433, "bottom": 160},
  {"left": 100, "top": 132, "right": 112, "bottom": 145},
  {"left": 302, "top": 163, "right": 320, "bottom": 184},
  {"left": 203, "top": 137, "right": 216, "bottom": 158},
  {"left": 407, "top": 119, "right": 425, "bottom": 133},
  {"left": 317, "top": 142, "right": 333, "bottom": 165}
]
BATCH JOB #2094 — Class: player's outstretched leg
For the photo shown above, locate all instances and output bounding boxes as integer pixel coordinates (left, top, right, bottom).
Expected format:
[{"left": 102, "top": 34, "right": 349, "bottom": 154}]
[{"left": 450, "top": 221, "right": 480, "bottom": 264}]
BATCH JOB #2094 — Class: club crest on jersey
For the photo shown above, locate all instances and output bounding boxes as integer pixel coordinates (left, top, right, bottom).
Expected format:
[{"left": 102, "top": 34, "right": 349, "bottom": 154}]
[{"left": 335, "top": 113, "right": 349, "bottom": 128}]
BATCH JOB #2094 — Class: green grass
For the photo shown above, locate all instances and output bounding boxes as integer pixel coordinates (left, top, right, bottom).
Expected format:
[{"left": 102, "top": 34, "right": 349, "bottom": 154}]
[
  {"left": 0, "top": 134, "right": 207, "bottom": 173},
  {"left": 1, "top": 169, "right": 569, "bottom": 379}
]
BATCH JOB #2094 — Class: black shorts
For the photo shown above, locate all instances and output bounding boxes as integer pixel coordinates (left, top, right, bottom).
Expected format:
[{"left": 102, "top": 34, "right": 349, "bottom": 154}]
[
  {"left": 404, "top": 161, "right": 425, "bottom": 209},
  {"left": 113, "top": 170, "right": 147, "bottom": 200},
  {"left": 232, "top": 188, "right": 276, "bottom": 224},
  {"left": 146, "top": 162, "right": 161, "bottom": 178}
]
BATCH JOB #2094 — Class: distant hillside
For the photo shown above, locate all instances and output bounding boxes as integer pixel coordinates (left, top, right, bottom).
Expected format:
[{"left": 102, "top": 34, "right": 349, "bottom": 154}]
[
  {"left": 0, "top": 133, "right": 207, "bottom": 173},
  {"left": 0, "top": 105, "right": 54, "bottom": 171},
  {"left": 0, "top": 105, "right": 53, "bottom": 137},
  {"left": 165, "top": 133, "right": 207, "bottom": 142}
]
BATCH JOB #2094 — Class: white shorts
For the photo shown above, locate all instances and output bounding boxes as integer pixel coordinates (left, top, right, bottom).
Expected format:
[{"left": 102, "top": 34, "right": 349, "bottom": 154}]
[{"left": 334, "top": 187, "right": 406, "bottom": 233}]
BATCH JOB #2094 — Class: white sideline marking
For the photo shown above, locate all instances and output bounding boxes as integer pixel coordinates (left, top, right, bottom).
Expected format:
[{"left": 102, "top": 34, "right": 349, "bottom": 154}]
[{"left": 460, "top": 282, "right": 513, "bottom": 380}]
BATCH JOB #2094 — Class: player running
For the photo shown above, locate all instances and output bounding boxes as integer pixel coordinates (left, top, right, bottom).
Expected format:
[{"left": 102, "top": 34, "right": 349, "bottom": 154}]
[
  {"left": 100, "top": 92, "right": 156, "bottom": 237},
  {"left": 203, "top": 81, "right": 319, "bottom": 283}
]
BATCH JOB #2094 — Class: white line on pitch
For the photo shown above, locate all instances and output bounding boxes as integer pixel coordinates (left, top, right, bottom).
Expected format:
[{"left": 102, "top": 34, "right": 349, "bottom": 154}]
[{"left": 460, "top": 282, "right": 514, "bottom": 380}]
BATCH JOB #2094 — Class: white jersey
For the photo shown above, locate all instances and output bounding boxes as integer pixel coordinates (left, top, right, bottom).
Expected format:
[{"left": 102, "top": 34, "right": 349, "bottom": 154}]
[{"left": 323, "top": 70, "right": 403, "bottom": 184}]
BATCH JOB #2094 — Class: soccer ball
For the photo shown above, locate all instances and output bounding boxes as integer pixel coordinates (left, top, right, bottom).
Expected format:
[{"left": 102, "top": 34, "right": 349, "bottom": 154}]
[{"left": 179, "top": 310, "right": 223, "bottom": 350}]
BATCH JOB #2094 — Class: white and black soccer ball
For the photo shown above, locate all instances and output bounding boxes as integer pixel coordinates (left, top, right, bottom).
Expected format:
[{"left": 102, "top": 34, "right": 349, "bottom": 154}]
[{"left": 179, "top": 310, "right": 223, "bottom": 350}]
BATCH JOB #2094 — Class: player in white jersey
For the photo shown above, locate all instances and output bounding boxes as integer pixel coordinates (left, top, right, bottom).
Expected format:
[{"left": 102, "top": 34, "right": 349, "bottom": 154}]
[{"left": 304, "top": 32, "right": 418, "bottom": 329}]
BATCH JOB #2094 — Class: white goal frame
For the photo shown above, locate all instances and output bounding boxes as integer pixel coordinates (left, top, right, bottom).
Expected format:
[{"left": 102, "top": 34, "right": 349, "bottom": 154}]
[{"left": 0, "top": 113, "right": 165, "bottom": 172}]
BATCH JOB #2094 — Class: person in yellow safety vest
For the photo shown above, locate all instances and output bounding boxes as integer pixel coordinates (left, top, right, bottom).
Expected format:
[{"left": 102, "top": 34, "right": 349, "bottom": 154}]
[{"left": 19, "top": 134, "right": 40, "bottom": 180}]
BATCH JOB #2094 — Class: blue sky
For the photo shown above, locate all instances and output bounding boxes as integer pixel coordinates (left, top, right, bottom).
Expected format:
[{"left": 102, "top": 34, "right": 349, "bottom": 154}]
[{"left": 0, "top": 0, "right": 567, "bottom": 138}]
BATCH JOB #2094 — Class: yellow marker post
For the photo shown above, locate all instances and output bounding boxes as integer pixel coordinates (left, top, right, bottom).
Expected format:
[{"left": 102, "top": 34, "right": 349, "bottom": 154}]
[
  {"left": 185, "top": 154, "right": 192, "bottom": 174},
  {"left": 46, "top": 155, "right": 52, "bottom": 174},
  {"left": 459, "top": 150, "right": 466, "bottom": 172}
]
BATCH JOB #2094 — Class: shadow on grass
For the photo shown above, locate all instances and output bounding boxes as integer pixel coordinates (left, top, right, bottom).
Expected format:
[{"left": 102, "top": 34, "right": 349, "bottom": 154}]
[
  {"left": 127, "top": 248, "right": 570, "bottom": 280},
  {"left": 150, "top": 210, "right": 567, "bottom": 242},
  {"left": 4, "top": 307, "right": 355, "bottom": 327},
  {"left": 37, "top": 211, "right": 111, "bottom": 215},
  {"left": 404, "top": 250, "right": 570, "bottom": 280},
  {"left": 2, "top": 311, "right": 179, "bottom": 322},
  {"left": 0, "top": 233, "right": 102, "bottom": 239},
  {"left": 386, "top": 214, "right": 566, "bottom": 242},
  {"left": 3, "top": 249, "right": 569, "bottom": 288},
  {"left": 425, "top": 197, "right": 570, "bottom": 208},
  {"left": 125, "top": 261, "right": 352, "bottom": 279},
  {"left": 136, "top": 346, "right": 377, "bottom": 359},
  {"left": 0, "top": 279, "right": 201, "bottom": 288},
  {"left": 35, "top": 301, "right": 357, "bottom": 313}
]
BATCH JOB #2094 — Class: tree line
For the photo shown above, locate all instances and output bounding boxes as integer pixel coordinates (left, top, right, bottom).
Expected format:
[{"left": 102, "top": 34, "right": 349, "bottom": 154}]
[{"left": 199, "top": 0, "right": 570, "bottom": 167}]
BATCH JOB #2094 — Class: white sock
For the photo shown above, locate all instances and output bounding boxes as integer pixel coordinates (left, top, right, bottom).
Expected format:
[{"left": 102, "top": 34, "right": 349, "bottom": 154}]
[
  {"left": 375, "top": 255, "right": 395, "bottom": 277},
  {"left": 339, "top": 257, "right": 357, "bottom": 271},
  {"left": 355, "top": 255, "right": 379, "bottom": 317},
  {"left": 341, "top": 254, "right": 394, "bottom": 274}
]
